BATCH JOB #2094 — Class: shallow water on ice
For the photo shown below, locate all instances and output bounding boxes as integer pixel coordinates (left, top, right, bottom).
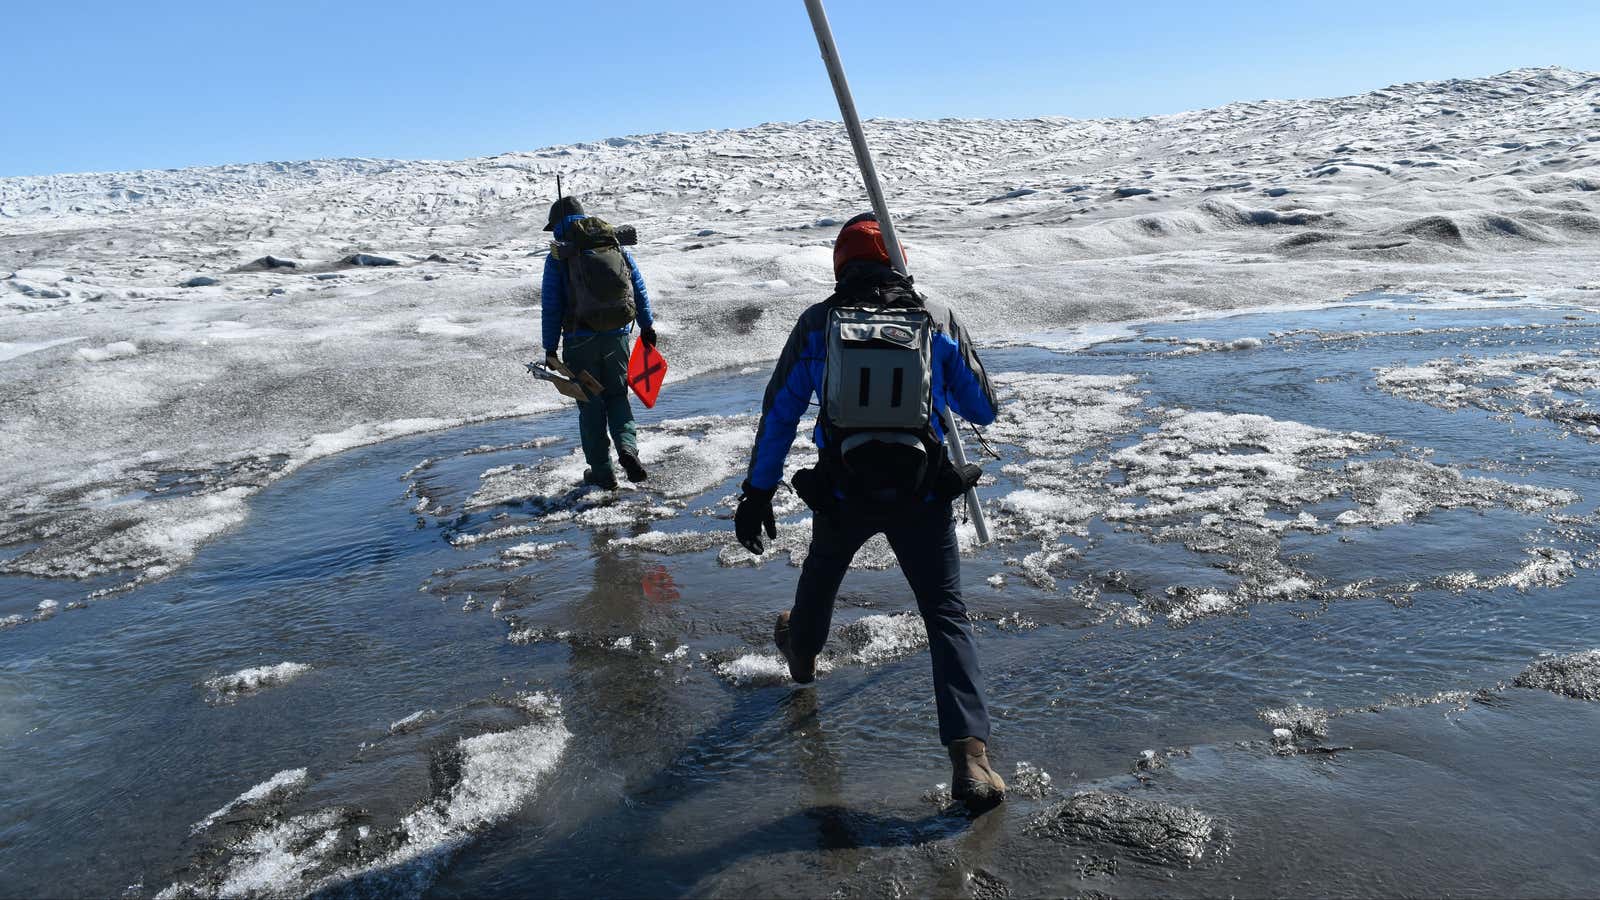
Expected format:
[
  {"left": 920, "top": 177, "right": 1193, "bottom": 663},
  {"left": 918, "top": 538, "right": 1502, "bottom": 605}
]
[{"left": 3, "top": 294, "right": 1600, "bottom": 898}]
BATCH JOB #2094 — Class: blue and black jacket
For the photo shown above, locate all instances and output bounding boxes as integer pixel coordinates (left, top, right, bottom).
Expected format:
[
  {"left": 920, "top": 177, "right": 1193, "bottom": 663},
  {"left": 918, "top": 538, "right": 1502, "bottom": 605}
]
[
  {"left": 746, "top": 263, "right": 999, "bottom": 492},
  {"left": 541, "top": 212, "right": 655, "bottom": 352}
]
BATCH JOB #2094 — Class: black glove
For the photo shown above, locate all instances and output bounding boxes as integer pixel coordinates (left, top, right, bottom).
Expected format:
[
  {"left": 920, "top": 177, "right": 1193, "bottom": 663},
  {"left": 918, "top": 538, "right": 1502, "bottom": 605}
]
[
  {"left": 639, "top": 326, "right": 658, "bottom": 347},
  {"left": 735, "top": 480, "right": 777, "bottom": 554}
]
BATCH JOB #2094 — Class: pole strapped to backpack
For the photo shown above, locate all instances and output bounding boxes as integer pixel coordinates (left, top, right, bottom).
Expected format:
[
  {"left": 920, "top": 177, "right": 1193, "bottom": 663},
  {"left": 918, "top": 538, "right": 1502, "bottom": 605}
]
[{"left": 801, "top": 0, "right": 992, "bottom": 544}]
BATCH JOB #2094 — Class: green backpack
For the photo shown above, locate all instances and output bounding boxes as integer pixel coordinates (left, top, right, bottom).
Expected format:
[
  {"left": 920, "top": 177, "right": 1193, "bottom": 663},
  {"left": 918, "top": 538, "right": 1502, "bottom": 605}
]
[{"left": 555, "top": 217, "right": 637, "bottom": 332}]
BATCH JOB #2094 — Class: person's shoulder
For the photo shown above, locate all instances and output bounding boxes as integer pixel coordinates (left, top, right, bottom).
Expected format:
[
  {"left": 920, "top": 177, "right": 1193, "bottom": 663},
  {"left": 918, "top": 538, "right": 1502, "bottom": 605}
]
[
  {"left": 917, "top": 294, "right": 959, "bottom": 333},
  {"left": 795, "top": 300, "right": 834, "bottom": 330}
]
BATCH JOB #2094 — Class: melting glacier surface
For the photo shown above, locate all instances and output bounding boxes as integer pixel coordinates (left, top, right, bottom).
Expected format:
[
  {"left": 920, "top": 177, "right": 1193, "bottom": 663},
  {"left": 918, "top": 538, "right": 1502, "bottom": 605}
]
[{"left": 4, "top": 296, "right": 1600, "bottom": 898}]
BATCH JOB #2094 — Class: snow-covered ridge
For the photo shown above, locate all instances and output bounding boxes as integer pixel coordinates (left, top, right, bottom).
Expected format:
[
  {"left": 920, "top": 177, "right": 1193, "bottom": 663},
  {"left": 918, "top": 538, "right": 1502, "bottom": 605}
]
[
  {"left": 3, "top": 67, "right": 1594, "bottom": 228},
  {"left": 2, "top": 66, "right": 1598, "bottom": 592}
]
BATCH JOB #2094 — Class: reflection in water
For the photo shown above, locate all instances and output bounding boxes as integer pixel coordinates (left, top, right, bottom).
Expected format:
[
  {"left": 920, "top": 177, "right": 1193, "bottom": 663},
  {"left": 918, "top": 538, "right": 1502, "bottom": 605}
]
[
  {"left": 566, "top": 529, "right": 676, "bottom": 784},
  {"left": 641, "top": 564, "right": 681, "bottom": 606}
]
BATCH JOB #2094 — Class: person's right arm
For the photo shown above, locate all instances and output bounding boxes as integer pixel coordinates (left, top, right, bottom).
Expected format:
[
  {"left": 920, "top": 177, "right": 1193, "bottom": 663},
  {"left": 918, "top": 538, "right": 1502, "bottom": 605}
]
[
  {"left": 541, "top": 254, "right": 564, "bottom": 359},
  {"left": 745, "top": 316, "right": 820, "bottom": 492}
]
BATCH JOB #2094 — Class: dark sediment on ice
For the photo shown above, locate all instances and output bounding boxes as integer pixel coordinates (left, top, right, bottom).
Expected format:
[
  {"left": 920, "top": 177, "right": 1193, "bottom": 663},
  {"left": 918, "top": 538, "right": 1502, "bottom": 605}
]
[
  {"left": 1026, "top": 791, "right": 1217, "bottom": 865},
  {"left": 1513, "top": 649, "right": 1600, "bottom": 700}
]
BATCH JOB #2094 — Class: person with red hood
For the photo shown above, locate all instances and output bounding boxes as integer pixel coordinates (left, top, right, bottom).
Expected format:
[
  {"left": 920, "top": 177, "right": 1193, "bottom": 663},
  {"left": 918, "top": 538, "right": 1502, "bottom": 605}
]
[{"left": 735, "top": 213, "right": 1007, "bottom": 811}]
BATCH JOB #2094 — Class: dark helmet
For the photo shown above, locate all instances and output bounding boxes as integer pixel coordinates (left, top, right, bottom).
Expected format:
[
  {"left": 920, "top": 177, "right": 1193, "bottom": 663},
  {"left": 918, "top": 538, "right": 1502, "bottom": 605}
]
[{"left": 544, "top": 195, "right": 585, "bottom": 231}]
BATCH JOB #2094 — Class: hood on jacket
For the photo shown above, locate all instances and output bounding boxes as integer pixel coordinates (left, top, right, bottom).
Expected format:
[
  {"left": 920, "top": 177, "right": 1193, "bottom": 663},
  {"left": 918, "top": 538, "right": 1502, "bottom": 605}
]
[{"left": 832, "top": 260, "right": 919, "bottom": 307}]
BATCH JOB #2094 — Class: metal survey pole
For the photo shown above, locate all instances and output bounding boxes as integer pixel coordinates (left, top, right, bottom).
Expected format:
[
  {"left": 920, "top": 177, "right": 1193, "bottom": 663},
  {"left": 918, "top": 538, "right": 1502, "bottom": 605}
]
[{"left": 802, "top": 0, "right": 991, "bottom": 543}]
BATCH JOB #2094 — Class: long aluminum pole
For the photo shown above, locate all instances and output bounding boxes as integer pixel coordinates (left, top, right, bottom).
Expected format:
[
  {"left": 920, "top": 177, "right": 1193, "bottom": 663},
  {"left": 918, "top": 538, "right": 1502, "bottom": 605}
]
[{"left": 803, "top": 0, "right": 991, "bottom": 543}]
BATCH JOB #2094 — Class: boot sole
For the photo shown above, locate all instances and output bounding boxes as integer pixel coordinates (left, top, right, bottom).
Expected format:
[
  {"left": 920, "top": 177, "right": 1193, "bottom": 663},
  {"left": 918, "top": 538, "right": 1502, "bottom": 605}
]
[{"left": 953, "top": 781, "right": 1006, "bottom": 813}]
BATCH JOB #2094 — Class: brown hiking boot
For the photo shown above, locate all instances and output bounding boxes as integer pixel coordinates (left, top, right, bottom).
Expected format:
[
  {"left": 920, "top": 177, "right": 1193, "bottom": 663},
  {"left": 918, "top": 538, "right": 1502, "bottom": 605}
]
[
  {"left": 948, "top": 737, "right": 1007, "bottom": 812},
  {"left": 773, "top": 611, "right": 816, "bottom": 684}
]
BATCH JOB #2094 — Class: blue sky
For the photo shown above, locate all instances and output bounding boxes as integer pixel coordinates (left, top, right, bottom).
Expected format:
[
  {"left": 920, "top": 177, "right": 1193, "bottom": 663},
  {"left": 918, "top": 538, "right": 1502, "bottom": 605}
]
[{"left": 7, "top": 0, "right": 1598, "bottom": 177}]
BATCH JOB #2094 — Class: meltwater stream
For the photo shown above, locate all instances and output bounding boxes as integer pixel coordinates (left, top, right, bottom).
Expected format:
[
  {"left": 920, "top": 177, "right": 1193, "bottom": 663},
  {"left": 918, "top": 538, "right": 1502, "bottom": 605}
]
[{"left": 3, "top": 294, "right": 1599, "bottom": 898}]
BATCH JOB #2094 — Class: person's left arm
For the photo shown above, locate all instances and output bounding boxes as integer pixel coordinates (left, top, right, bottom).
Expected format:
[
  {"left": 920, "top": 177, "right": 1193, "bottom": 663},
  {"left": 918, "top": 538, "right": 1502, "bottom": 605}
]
[
  {"left": 937, "top": 311, "right": 999, "bottom": 426},
  {"left": 624, "top": 250, "right": 655, "bottom": 331}
]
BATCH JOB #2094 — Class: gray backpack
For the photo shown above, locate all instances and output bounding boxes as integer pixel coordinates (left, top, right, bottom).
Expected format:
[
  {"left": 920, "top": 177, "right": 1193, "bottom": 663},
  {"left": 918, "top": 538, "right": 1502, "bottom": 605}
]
[
  {"left": 556, "top": 217, "right": 636, "bottom": 332},
  {"left": 823, "top": 306, "right": 937, "bottom": 501}
]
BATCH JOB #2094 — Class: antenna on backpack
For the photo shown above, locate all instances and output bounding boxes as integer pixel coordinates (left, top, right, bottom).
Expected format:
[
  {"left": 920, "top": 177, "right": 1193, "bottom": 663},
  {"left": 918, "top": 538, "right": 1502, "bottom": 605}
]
[{"left": 557, "top": 173, "right": 564, "bottom": 199}]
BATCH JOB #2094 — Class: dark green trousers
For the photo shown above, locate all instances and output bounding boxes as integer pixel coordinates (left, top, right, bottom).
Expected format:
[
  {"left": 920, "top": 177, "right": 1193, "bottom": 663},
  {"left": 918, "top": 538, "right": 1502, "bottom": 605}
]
[{"left": 562, "top": 332, "right": 637, "bottom": 477}]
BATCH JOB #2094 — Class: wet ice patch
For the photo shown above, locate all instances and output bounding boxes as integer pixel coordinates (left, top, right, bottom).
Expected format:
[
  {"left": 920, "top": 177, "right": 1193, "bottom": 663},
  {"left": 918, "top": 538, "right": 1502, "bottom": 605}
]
[
  {"left": 502, "top": 624, "right": 663, "bottom": 658},
  {"left": 1333, "top": 459, "right": 1573, "bottom": 527},
  {"left": 1, "top": 487, "right": 253, "bottom": 581},
  {"left": 388, "top": 709, "right": 437, "bottom": 735},
  {"left": 1080, "top": 406, "right": 1567, "bottom": 622},
  {"left": 989, "top": 372, "right": 1145, "bottom": 455},
  {"left": 498, "top": 541, "right": 571, "bottom": 564},
  {"left": 1092, "top": 410, "right": 1383, "bottom": 620},
  {"left": 1160, "top": 335, "right": 1264, "bottom": 355},
  {"left": 714, "top": 613, "right": 930, "bottom": 687},
  {"left": 161, "top": 693, "right": 570, "bottom": 898},
  {"left": 159, "top": 807, "right": 356, "bottom": 899},
  {"left": 448, "top": 523, "right": 542, "bottom": 548},
  {"left": 1027, "top": 790, "right": 1218, "bottom": 865},
  {"left": 999, "top": 489, "right": 1098, "bottom": 531},
  {"left": 1377, "top": 350, "right": 1600, "bottom": 440},
  {"left": 1009, "top": 761, "right": 1057, "bottom": 800},
  {"left": 1513, "top": 649, "right": 1600, "bottom": 701},
  {"left": 573, "top": 501, "right": 680, "bottom": 528},
  {"left": 506, "top": 625, "right": 574, "bottom": 646},
  {"left": 835, "top": 613, "right": 929, "bottom": 665},
  {"left": 714, "top": 653, "right": 811, "bottom": 687},
  {"left": 636, "top": 416, "right": 773, "bottom": 499},
  {"left": 1161, "top": 588, "right": 1241, "bottom": 626},
  {"left": 1259, "top": 703, "right": 1332, "bottom": 740},
  {"left": 467, "top": 415, "right": 761, "bottom": 511},
  {"left": 1491, "top": 548, "right": 1576, "bottom": 592},
  {"left": 1109, "top": 411, "right": 1382, "bottom": 516},
  {"left": 338, "top": 694, "right": 570, "bottom": 893},
  {"left": 204, "top": 662, "right": 312, "bottom": 700},
  {"left": 607, "top": 529, "right": 725, "bottom": 555},
  {"left": 191, "top": 768, "right": 311, "bottom": 835},
  {"left": 0, "top": 598, "right": 60, "bottom": 629}
]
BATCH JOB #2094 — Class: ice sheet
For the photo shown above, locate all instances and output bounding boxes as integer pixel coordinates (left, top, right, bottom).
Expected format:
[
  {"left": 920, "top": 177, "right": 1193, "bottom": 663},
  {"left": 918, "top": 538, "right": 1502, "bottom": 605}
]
[{"left": 5, "top": 66, "right": 1599, "bottom": 591}]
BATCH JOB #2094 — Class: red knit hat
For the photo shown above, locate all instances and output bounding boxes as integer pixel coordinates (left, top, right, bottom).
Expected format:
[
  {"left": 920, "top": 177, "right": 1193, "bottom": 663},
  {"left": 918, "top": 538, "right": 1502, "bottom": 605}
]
[{"left": 832, "top": 214, "right": 899, "bottom": 277}]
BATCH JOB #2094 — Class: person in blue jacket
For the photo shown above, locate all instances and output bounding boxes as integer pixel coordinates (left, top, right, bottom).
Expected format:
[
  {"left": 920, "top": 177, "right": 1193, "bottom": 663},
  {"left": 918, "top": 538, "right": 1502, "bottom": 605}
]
[
  {"left": 733, "top": 213, "right": 1009, "bottom": 811},
  {"left": 541, "top": 196, "right": 657, "bottom": 490}
]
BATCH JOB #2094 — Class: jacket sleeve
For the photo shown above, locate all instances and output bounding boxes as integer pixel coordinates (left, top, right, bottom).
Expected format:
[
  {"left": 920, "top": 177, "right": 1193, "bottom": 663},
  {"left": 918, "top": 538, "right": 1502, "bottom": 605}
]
[
  {"left": 540, "top": 254, "right": 564, "bottom": 352},
  {"left": 624, "top": 250, "right": 654, "bottom": 330},
  {"left": 940, "top": 310, "right": 999, "bottom": 426},
  {"left": 746, "top": 317, "right": 818, "bottom": 491}
]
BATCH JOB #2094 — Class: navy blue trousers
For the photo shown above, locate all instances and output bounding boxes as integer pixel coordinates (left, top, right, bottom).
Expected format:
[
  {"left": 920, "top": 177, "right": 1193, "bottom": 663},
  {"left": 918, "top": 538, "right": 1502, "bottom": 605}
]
[{"left": 788, "top": 499, "right": 992, "bottom": 745}]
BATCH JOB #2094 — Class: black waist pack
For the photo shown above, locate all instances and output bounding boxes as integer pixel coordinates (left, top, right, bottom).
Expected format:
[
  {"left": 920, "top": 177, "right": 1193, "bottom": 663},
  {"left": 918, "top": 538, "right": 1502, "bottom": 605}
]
[
  {"left": 791, "top": 466, "right": 836, "bottom": 516},
  {"left": 933, "top": 461, "right": 983, "bottom": 502},
  {"left": 794, "top": 455, "right": 980, "bottom": 514}
]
